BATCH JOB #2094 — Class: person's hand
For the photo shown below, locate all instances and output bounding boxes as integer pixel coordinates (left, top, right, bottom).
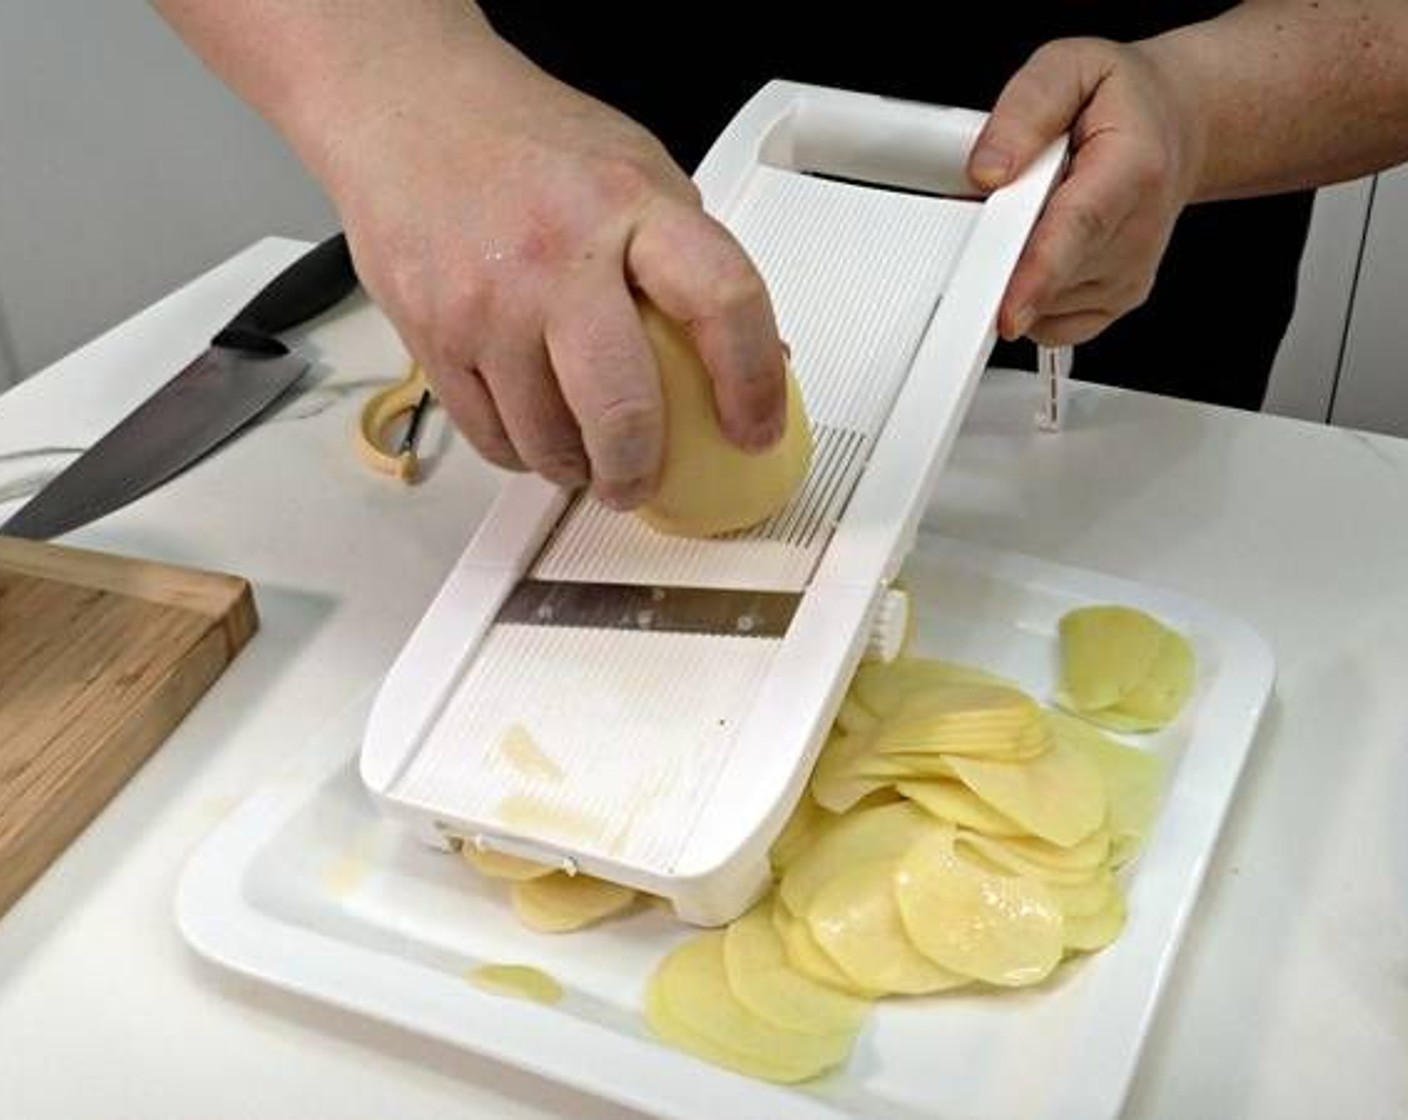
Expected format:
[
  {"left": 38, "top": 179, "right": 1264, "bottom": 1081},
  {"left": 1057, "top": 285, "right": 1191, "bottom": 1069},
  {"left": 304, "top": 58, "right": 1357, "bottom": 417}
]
[
  {"left": 968, "top": 37, "right": 1206, "bottom": 346},
  {"left": 317, "top": 36, "right": 787, "bottom": 509}
]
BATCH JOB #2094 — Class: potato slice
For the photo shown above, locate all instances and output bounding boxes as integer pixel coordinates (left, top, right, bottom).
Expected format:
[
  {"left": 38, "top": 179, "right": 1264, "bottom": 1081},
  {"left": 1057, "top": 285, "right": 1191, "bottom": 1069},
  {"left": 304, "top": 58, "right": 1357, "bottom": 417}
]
[
  {"left": 1088, "top": 629, "right": 1196, "bottom": 731},
  {"left": 634, "top": 301, "right": 813, "bottom": 538},
  {"left": 1048, "top": 870, "right": 1119, "bottom": 920},
  {"left": 1056, "top": 605, "right": 1166, "bottom": 713},
  {"left": 810, "top": 730, "right": 905, "bottom": 812},
  {"left": 1048, "top": 711, "right": 1164, "bottom": 864},
  {"left": 1063, "top": 887, "right": 1128, "bottom": 952},
  {"left": 807, "top": 861, "right": 970, "bottom": 995},
  {"left": 461, "top": 845, "right": 554, "bottom": 881},
  {"left": 945, "top": 731, "right": 1106, "bottom": 848},
  {"left": 867, "top": 752, "right": 959, "bottom": 780},
  {"left": 835, "top": 695, "right": 880, "bottom": 736},
  {"left": 771, "top": 898, "right": 883, "bottom": 998},
  {"left": 723, "top": 903, "right": 872, "bottom": 1034},
  {"left": 769, "top": 793, "right": 836, "bottom": 875},
  {"left": 511, "top": 873, "right": 637, "bottom": 932},
  {"left": 872, "top": 683, "right": 1051, "bottom": 761},
  {"left": 466, "top": 963, "right": 564, "bottom": 1005},
  {"left": 851, "top": 657, "right": 1013, "bottom": 721},
  {"left": 895, "top": 828, "right": 1064, "bottom": 987},
  {"left": 646, "top": 933, "right": 856, "bottom": 1083},
  {"left": 896, "top": 779, "right": 1026, "bottom": 837},
  {"left": 971, "top": 827, "right": 1110, "bottom": 873},
  {"left": 779, "top": 801, "right": 934, "bottom": 916},
  {"left": 957, "top": 828, "right": 1109, "bottom": 890},
  {"left": 646, "top": 981, "right": 806, "bottom": 1083}
]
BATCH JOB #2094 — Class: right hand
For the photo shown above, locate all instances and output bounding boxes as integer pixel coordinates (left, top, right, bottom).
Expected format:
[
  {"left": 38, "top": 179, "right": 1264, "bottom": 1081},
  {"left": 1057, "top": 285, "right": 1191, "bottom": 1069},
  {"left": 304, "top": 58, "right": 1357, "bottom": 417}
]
[{"left": 312, "top": 34, "right": 788, "bottom": 509}]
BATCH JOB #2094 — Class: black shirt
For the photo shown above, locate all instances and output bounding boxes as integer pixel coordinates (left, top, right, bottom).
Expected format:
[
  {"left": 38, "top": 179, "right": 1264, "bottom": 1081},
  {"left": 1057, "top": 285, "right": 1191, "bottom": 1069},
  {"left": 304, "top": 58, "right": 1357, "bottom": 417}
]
[{"left": 480, "top": 2, "right": 1313, "bottom": 409}]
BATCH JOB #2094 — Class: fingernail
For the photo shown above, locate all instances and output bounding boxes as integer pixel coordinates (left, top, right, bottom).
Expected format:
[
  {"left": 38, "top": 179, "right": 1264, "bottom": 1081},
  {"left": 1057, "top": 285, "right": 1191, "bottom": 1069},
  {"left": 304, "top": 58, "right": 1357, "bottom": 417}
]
[
  {"left": 741, "top": 415, "right": 784, "bottom": 452},
  {"left": 1009, "top": 305, "right": 1035, "bottom": 339},
  {"left": 971, "top": 146, "right": 1013, "bottom": 189},
  {"left": 601, "top": 477, "right": 652, "bottom": 511}
]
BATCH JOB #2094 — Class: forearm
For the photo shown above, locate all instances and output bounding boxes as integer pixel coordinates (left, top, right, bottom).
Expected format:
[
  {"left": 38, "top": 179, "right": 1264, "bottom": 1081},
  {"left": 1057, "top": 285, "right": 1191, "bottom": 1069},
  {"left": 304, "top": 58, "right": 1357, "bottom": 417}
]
[
  {"left": 149, "top": 1, "right": 512, "bottom": 182},
  {"left": 1139, "top": 0, "right": 1408, "bottom": 201}
]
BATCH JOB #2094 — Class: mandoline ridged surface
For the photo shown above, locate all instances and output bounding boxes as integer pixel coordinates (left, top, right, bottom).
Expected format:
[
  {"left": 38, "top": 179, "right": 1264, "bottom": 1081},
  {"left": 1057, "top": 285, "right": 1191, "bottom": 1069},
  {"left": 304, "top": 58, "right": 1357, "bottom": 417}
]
[
  {"left": 397, "top": 169, "right": 982, "bottom": 869},
  {"left": 389, "top": 626, "right": 781, "bottom": 870}
]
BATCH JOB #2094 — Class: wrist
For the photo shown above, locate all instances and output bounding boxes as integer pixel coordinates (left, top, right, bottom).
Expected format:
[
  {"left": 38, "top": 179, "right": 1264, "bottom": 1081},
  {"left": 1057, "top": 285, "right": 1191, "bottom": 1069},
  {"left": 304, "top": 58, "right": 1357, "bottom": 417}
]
[
  {"left": 1131, "top": 32, "right": 1212, "bottom": 206},
  {"left": 270, "top": 9, "right": 514, "bottom": 194}
]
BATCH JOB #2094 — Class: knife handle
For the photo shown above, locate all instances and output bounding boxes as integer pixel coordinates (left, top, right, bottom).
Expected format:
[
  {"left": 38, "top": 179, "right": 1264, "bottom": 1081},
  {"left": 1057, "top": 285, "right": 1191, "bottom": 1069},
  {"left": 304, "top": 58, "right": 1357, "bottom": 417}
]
[{"left": 212, "top": 232, "right": 358, "bottom": 353}]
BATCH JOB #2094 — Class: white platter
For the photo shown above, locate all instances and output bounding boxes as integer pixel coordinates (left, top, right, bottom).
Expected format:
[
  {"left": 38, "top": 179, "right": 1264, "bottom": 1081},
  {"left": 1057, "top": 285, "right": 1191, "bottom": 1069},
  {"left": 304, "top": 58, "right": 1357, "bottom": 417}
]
[{"left": 176, "top": 533, "right": 1274, "bottom": 1120}]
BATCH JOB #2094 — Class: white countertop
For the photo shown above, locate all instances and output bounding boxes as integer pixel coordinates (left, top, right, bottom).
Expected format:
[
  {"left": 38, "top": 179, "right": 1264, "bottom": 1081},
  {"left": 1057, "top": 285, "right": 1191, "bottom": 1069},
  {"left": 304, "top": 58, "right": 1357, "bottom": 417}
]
[{"left": 1, "top": 238, "right": 1404, "bottom": 1120}]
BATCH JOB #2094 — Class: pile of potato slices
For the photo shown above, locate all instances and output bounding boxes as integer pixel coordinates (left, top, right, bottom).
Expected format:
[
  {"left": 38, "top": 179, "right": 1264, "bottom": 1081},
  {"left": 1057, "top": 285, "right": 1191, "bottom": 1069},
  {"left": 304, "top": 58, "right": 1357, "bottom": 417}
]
[
  {"left": 458, "top": 604, "right": 1193, "bottom": 1085},
  {"left": 645, "top": 605, "right": 1189, "bottom": 1082}
]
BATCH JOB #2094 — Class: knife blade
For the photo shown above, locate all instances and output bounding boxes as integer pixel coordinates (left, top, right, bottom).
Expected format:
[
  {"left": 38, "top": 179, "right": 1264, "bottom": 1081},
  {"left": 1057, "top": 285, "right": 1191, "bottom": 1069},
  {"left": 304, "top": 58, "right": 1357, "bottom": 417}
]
[{"left": 1, "top": 233, "right": 359, "bottom": 541}]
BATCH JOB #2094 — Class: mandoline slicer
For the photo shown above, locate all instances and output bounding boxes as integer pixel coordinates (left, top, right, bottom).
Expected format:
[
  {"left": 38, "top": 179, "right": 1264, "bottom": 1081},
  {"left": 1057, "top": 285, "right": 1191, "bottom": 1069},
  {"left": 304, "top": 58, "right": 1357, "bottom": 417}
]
[{"left": 360, "top": 81, "right": 1066, "bottom": 925}]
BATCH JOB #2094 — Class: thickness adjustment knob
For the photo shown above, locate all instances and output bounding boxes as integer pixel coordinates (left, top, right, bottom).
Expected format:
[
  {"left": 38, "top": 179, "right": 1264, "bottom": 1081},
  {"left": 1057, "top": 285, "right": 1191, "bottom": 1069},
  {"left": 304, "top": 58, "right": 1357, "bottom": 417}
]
[{"left": 863, "top": 587, "right": 910, "bottom": 664}]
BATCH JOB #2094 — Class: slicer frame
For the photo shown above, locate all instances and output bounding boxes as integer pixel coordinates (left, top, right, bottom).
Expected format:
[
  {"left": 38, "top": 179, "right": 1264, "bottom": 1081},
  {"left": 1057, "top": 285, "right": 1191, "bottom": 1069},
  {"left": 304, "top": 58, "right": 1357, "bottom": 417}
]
[{"left": 361, "top": 80, "right": 1066, "bottom": 925}]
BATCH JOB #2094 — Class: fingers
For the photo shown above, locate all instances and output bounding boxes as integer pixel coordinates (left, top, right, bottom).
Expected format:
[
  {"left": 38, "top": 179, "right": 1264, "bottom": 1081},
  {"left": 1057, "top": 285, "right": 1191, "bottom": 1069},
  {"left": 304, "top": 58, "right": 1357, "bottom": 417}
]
[
  {"left": 971, "top": 39, "right": 1105, "bottom": 190},
  {"left": 999, "top": 127, "right": 1156, "bottom": 341},
  {"left": 627, "top": 199, "right": 787, "bottom": 451},
  {"left": 426, "top": 360, "right": 526, "bottom": 473},
  {"left": 982, "top": 37, "right": 1194, "bottom": 347},
  {"left": 545, "top": 266, "right": 665, "bottom": 510},
  {"left": 477, "top": 336, "right": 590, "bottom": 488}
]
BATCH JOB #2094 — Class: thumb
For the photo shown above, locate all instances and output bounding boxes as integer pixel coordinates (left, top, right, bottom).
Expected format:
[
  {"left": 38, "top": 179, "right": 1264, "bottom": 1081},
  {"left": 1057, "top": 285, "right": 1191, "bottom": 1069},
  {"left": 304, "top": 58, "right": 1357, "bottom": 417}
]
[{"left": 970, "top": 38, "right": 1103, "bottom": 190}]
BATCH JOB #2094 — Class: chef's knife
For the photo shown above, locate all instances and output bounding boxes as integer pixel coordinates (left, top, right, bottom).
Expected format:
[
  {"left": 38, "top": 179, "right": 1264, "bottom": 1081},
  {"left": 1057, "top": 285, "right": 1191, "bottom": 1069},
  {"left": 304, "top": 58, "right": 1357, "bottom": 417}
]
[{"left": 1, "top": 233, "right": 359, "bottom": 541}]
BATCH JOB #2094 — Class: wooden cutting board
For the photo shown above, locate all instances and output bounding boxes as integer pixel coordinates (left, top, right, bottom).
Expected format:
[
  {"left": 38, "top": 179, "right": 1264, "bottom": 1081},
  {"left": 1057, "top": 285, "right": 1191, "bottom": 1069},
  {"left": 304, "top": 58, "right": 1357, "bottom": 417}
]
[{"left": 0, "top": 535, "right": 257, "bottom": 916}]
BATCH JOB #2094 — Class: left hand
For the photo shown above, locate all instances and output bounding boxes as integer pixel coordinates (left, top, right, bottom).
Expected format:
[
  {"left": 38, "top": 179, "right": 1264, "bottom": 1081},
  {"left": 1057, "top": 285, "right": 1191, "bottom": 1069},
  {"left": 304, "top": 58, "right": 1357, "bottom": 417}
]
[{"left": 968, "top": 36, "right": 1206, "bottom": 346}]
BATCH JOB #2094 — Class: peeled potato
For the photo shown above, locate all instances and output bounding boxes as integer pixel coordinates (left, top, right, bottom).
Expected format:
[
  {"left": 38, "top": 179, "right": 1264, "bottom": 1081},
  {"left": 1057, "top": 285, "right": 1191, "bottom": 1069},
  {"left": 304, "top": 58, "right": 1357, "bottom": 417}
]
[
  {"left": 807, "top": 861, "right": 969, "bottom": 995},
  {"left": 646, "top": 932, "right": 857, "bottom": 1083},
  {"left": 634, "top": 300, "right": 813, "bottom": 538},
  {"left": 723, "top": 904, "right": 871, "bottom": 1034},
  {"left": 894, "top": 828, "right": 1065, "bottom": 987},
  {"left": 511, "top": 873, "right": 637, "bottom": 932}
]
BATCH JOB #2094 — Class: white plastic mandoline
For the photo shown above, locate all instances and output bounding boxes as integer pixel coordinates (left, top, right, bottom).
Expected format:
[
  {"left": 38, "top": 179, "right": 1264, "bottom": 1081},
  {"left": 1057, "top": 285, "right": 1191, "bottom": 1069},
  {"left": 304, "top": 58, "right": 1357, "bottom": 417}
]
[{"left": 361, "top": 80, "right": 1067, "bottom": 925}]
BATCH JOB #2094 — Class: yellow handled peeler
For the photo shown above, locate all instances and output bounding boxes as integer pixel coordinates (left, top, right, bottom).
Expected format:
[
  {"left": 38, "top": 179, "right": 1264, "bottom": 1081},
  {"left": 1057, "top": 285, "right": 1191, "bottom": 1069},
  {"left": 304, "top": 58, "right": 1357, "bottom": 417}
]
[{"left": 357, "top": 362, "right": 434, "bottom": 482}]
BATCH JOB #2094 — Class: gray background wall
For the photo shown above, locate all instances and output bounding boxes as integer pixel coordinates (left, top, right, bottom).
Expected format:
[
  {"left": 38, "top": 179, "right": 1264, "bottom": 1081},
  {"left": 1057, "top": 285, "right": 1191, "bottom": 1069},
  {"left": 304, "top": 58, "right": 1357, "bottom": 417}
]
[{"left": 0, "top": 1, "right": 335, "bottom": 383}]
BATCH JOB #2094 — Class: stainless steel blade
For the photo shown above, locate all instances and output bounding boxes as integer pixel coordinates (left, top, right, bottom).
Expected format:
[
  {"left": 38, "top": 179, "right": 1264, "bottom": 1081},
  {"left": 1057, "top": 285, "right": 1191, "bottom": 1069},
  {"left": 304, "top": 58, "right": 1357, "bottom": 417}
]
[
  {"left": 496, "top": 578, "right": 801, "bottom": 637},
  {"left": 1, "top": 346, "right": 308, "bottom": 540}
]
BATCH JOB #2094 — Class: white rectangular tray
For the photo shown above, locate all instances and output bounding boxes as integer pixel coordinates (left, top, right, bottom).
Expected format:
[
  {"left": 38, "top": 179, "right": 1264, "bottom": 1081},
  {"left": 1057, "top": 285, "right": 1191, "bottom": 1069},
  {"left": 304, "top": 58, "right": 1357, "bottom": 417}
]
[{"left": 176, "top": 533, "right": 1274, "bottom": 1120}]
